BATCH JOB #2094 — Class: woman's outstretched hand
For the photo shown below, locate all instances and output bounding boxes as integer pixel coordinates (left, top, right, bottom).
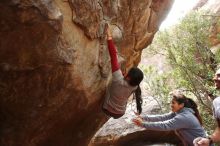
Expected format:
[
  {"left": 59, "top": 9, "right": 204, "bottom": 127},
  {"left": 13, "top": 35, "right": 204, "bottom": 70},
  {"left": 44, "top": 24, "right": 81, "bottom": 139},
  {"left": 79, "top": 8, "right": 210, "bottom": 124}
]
[{"left": 132, "top": 117, "right": 143, "bottom": 127}]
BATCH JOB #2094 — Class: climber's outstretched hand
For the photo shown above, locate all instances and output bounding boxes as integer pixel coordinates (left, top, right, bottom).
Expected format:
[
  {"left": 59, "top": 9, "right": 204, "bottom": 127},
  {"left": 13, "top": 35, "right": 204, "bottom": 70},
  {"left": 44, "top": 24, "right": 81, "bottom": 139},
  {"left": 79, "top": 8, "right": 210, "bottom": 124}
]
[{"left": 104, "top": 23, "right": 112, "bottom": 39}]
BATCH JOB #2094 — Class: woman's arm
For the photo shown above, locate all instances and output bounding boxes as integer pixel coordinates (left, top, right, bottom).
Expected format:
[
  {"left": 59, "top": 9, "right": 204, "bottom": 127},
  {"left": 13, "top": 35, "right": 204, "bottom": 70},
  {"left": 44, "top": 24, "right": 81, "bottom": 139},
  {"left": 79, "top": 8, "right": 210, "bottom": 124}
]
[
  {"left": 141, "top": 117, "right": 186, "bottom": 131},
  {"left": 141, "top": 112, "right": 176, "bottom": 122},
  {"left": 133, "top": 114, "right": 187, "bottom": 131},
  {"left": 106, "top": 24, "right": 119, "bottom": 73}
]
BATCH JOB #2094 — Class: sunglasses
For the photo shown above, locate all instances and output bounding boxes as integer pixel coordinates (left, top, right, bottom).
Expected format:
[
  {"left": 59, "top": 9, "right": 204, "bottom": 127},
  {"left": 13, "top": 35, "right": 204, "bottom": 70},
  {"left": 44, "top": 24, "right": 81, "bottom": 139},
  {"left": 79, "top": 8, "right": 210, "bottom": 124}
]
[
  {"left": 213, "top": 79, "right": 220, "bottom": 82},
  {"left": 213, "top": 75, "right": 220, "bottom": 81}
]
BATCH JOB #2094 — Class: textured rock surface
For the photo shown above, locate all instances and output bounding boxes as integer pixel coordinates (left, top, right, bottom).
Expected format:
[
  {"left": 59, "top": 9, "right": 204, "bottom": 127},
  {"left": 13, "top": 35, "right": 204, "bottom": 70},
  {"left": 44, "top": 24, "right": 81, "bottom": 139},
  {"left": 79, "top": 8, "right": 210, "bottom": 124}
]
[
  {"left": 0, "top": 0, "right": 173, "bottom": 146},
  {"left": 90, "top": 131, "right": 180, "bottom": 146},
  {"left": 206, "top": 0, "right": 220, "bottom": 47},
  {"left": 194, "top": 0, "right": 220, "bottom": 47}
]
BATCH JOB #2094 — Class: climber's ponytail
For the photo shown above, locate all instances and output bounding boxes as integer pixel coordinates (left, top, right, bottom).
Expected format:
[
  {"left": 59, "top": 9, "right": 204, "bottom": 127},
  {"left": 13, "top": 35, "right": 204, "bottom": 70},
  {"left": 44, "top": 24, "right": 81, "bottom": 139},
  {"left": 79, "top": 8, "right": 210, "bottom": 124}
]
[
  {"left": 134, "top": 85, "right": 142, "bottom": 114},
  {"left": 127, "top": 67, "right": 144, "bottom": 114}
]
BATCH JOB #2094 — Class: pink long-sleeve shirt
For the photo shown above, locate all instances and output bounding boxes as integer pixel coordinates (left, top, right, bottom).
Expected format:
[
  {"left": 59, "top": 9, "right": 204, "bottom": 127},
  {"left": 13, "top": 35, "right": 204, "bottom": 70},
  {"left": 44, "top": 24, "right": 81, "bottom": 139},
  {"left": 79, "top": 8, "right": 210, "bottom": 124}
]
[{"left": 107, "top": 39, "right": 120, "bottom": 72}]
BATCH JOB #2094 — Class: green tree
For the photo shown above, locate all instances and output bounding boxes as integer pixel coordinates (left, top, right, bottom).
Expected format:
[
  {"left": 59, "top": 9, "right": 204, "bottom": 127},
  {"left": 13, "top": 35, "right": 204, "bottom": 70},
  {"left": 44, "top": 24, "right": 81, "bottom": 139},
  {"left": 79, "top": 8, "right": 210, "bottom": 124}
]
[
  {"left": 142, "top": 10, "right": 220, "bottom": 132},
  {"left": 141, "top": 65, "right": 172, "bottom": 113}
]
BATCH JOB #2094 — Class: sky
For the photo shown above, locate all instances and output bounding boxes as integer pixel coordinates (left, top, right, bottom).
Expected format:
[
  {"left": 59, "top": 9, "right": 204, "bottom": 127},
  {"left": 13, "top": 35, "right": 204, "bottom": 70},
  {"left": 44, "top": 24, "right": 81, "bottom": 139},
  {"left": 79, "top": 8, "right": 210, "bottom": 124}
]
[{"left": 160, "top": 0, "right": 200, "bottom": 30}]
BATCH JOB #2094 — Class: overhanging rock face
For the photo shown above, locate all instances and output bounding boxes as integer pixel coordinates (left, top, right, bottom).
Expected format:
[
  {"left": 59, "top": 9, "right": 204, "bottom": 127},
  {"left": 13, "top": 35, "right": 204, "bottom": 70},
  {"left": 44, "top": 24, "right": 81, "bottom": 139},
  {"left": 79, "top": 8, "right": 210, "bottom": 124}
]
[
  {"left": 0, "top": 0, "right": 173, "bottom": 146},
  {"left": 194, "top": 0, "right": 220, "bottom": 47}
]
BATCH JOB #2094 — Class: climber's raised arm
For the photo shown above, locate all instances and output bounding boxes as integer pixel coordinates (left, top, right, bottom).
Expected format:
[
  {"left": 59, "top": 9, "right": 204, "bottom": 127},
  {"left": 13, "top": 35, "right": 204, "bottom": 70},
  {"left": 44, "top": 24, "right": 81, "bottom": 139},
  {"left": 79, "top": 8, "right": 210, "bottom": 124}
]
[{"left": 105, "top": 24, "right": 119, "bottom": 73}]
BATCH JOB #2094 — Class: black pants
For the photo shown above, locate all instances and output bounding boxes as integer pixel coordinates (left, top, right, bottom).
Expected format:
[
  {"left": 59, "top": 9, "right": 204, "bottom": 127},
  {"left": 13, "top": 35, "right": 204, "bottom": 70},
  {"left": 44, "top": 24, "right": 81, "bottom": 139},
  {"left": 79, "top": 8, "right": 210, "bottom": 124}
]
[{"left": 102, "top": 107, "right": 123, "bottom": 119}]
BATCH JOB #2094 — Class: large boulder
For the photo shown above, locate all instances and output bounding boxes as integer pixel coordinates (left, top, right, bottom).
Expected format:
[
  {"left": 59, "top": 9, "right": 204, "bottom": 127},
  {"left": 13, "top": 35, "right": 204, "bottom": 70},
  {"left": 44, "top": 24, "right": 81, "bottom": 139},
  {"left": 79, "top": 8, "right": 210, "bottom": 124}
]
[{"left": 0, "top": 0, "right": 173, "bottom": 146}]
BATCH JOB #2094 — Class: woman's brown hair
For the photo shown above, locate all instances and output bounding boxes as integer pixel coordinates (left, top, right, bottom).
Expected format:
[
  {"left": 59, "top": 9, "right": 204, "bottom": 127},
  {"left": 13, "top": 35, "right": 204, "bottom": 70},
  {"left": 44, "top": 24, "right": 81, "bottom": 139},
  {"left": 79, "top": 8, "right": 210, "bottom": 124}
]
[{"left": 171, "top": 91, "right": 203, "bottom": 125}]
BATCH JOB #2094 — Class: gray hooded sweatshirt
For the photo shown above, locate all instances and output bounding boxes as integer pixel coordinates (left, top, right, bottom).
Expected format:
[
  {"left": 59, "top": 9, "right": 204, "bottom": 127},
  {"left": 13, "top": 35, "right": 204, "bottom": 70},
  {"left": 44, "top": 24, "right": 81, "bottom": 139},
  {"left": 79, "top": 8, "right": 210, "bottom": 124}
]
[{"left": 141, "top": 108, "right": 206, "bottom": 146}]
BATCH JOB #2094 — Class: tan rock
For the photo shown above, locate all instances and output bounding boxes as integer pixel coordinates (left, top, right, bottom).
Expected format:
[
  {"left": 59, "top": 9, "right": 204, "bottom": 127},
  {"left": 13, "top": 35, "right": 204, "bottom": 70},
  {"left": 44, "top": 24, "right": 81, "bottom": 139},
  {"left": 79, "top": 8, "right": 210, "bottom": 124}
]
[{"left": 0, "top": 0, "right": 173, "bottom": 146}]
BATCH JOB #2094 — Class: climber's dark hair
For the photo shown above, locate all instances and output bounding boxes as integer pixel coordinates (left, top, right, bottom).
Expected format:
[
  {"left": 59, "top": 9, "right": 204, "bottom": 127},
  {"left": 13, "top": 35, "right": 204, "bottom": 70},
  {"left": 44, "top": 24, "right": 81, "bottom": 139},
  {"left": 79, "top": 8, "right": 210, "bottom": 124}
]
[
  {"left": 127, "top": 67, "right": 144, "bottom": 86},
  {"left": 127, "top": 67, "right": 144, "bottom": 114},
  {"left": 171, "top": 92, "right": 203, "bottom": 125}
]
